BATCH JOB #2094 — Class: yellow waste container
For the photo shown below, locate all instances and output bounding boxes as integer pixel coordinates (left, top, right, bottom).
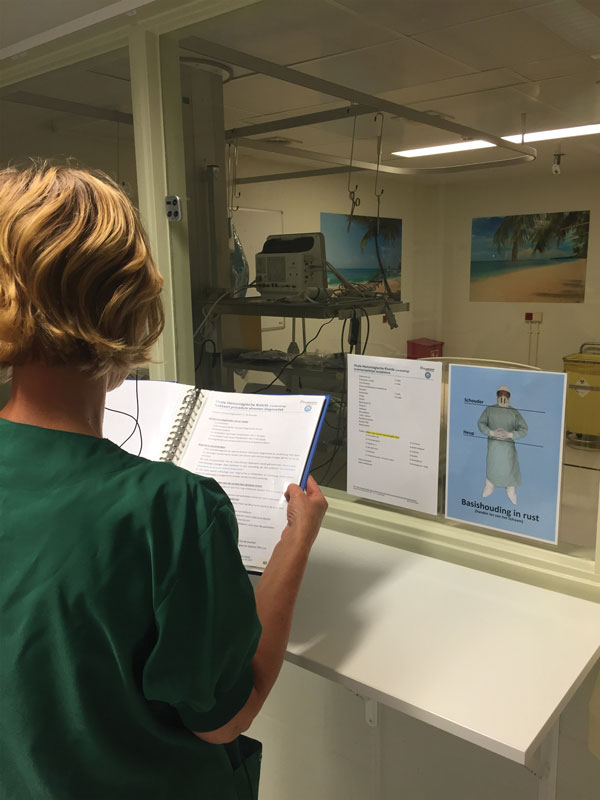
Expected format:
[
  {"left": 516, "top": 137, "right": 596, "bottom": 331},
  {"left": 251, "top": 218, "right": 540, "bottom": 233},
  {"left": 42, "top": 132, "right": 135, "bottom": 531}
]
[{"left": 563, "top": 348, "right": 600, "bottom": 444}]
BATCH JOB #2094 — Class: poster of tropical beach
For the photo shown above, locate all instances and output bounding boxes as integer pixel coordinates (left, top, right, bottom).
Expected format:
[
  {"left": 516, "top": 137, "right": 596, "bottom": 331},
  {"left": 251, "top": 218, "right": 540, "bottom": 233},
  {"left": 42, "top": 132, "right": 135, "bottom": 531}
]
[
  {"left": 470, "top": 210, "right": 590, "bottom": 303},
  {"left": 320, "top": 212, "right": 402, "bottom": 293}
]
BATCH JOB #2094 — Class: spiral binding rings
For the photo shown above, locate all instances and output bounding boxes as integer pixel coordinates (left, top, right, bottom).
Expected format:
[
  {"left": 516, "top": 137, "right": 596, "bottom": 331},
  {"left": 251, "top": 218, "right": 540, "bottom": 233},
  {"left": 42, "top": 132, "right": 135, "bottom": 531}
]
[{"left": 159, "top": 388, "right": 202, "bottom": 462}]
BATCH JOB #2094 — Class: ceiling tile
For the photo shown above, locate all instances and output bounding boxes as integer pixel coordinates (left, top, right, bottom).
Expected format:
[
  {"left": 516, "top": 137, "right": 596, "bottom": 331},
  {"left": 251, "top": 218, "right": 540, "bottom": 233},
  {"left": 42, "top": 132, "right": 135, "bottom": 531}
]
[
  {"left": 578, "top": 0, "right": 600, "bottom": 12},
  {"left": 525, "top": 0, "right": 600, "bottom": 54},
  {"left": 378, "top": 69, "right": 527, "bottom": 106},
  {"left": 512, "top": 74, "right": 600, "bottom": 121},
  {"left": 411, "top": 87, "right": 565, "bottom": 134},
  {"left": 296, "top": 39, "right": 474, "bottom": 95},
  {"left": 514, "top": 53, "right": 600, "bottom": 80},
  {"left": 413, "top": 10, "right": 580, "bottom": 70},
  {"left": 1, "top": 0, "right": 117, "bottom": 48},
  {"left": 330, "top": 0, "right": 552, "bottom": 36},
  {"left": 224, "top": 74, "right": 334, "bottom": 115},
  {"left": 9, "top": 67, "right": 133, "bottom": 112},
  {"left": 223, "top": 104, "right": 256, "bottom": 128},
  {"left": 230, "top": 100, "right": 345, "bottom": 126},
  {"left": 182, "top": 0, "right": 398, "bottom": 65}
]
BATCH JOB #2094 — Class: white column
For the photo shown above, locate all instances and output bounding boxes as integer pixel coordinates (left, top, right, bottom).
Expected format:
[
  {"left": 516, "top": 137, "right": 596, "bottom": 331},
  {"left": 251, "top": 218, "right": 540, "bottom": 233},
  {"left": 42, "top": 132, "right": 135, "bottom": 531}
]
[{"left": 128, "top": 26, "right": 194, "bottom": 383}]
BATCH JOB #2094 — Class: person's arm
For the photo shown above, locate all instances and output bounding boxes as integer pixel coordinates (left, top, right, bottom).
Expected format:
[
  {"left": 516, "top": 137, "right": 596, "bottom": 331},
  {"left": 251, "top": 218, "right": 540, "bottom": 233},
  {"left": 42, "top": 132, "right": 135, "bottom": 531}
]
[
  {"left": 511, "top": 411, "right": 528, "bottom": 440},
  {"left": 193, "top": 475, "right": 327, "bottom": 744},
  {"left": 477, "top": 408, "right": 492, "bottom": 436},
  {"left": 494, "top": 412, "right": 528, "bottom": 441}
]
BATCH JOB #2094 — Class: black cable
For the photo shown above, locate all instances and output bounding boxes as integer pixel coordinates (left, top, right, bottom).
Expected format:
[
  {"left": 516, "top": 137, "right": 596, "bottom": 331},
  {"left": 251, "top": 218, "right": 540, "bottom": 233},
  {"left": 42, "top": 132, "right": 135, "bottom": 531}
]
[
  {"left": 193, "top": 281, "right": 257, "bottom": 341},
  {"left": 254, "top": 317, "right": 336, "bottom": 394},
  {"left": 371, "top": 191, "right": 397, "bottom": 299},
  {"left": 134, "top": 371, "right": 142, "bottom": 456},
  {"left": 310, "top": 448, "right": 338, "bottom": 475},
  {"left": 359, "top": 307, "right": 370, "bottom": 354},
  {"left": 105, "top": 369, "right": 143, "bottom": 456},
  {"left": 315, "top": 351, "right": 349, "bottom": 484},
  {"left": 104, "top": 407, "right": 138, "bottom": 430}
]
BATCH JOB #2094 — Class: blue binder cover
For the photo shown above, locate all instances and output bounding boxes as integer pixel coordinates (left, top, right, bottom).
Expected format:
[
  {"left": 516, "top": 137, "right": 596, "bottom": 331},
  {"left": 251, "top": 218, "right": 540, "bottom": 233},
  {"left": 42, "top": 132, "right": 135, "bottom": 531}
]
[{"left": 300, "top": 394, "right": 330, "bottom": 488}]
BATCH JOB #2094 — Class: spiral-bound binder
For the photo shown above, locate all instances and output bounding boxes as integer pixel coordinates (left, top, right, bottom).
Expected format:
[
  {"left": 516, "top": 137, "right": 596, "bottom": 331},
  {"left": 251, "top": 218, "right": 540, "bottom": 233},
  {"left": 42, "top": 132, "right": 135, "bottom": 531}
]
[
  {"left": 159, "top": 388, "right": 202, "bottom": 462},
  {"left": 105, "top": 380, "right": 329, "bottom": 572}
]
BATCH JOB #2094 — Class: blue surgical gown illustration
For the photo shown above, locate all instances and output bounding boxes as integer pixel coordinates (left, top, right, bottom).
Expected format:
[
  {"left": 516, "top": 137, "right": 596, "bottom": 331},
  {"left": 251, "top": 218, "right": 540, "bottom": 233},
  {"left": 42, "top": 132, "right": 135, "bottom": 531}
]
[
  {"left": 478, "top": 386, "right": 528, "bottom": 505},
  {"left": 446, "top": 366, "right": 566, "bottom": 544}
]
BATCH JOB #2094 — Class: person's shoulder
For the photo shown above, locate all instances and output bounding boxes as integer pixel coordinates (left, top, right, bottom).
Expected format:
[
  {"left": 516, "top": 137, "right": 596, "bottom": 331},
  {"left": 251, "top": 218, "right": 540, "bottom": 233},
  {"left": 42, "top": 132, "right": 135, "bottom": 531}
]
[{"left": 105, "top": 445, "right": 232, "bottom": 515}]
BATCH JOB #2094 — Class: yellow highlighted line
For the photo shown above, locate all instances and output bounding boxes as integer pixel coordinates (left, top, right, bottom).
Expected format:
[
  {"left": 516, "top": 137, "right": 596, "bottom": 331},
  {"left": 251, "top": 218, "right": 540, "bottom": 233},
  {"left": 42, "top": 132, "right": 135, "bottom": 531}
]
[{"left": 366, "top": 431, "right": 399, "bottom": 439}]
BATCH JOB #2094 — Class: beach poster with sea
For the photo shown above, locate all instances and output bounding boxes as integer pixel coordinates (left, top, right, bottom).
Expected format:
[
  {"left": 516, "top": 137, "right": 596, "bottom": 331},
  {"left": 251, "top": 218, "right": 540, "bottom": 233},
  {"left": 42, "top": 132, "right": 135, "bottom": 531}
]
[
  {"left": 445, "top": 364, "right": 566, "bottom": 544},
  {"left": 470, "top": 210, "right": 589, "bottom": 302},
  {"left": 320, "top": 212, "right": 402, "bottom": 293}
]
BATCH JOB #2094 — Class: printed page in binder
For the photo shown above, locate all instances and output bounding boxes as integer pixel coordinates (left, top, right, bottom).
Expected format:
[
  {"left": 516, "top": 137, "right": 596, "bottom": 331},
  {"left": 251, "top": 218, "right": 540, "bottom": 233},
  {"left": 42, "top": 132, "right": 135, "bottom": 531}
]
[
  {"left": 176, "top": 392, "right": 328, "bottom": 571},
  {"left": 104, "top": 381, "right": 328, "bottom": 572},
  {"left": 104, "top": 380, "right": 194, "bottom": 459}
]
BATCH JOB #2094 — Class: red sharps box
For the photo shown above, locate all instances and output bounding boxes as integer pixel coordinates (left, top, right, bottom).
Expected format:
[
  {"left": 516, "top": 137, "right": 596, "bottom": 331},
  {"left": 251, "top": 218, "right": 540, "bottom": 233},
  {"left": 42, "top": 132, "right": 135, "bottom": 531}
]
[{"left": 406, "top": 338, "right": 444, "bottom": 358}]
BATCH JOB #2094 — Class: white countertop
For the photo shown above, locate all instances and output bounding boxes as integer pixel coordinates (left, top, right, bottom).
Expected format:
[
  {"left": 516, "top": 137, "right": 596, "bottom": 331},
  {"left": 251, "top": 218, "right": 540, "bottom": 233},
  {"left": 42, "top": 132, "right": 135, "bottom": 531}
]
[{"left": 283, "top": 527, "right": 600, "bottom": 765}]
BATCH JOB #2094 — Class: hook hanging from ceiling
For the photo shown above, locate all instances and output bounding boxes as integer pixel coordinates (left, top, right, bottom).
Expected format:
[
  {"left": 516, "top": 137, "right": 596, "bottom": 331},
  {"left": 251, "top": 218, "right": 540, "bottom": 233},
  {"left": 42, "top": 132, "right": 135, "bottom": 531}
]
[
  {"left": 520, "top": 112, "right": 527, "bottom": 144},
  {"left": 372, "top": 112, "right": 395, "bottom": 299},
  {"left": 373, "top": 112, "right": 385, "bottom": 201},
  {"left": 227, "top": 141, "right": 241, "bottom": 216},
  {"left": 347, "top": 108, "right": 361, "bottom": 231}
]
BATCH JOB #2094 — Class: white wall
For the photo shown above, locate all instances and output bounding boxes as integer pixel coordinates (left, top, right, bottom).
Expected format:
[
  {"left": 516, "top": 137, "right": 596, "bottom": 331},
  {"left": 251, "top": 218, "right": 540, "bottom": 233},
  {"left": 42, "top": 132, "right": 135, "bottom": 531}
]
[
  {"left": 438, "top": 170, "right": 600, "bottom": 372},
  {"left": 237, "top": 157, "right": 600, "bottom": 372}
]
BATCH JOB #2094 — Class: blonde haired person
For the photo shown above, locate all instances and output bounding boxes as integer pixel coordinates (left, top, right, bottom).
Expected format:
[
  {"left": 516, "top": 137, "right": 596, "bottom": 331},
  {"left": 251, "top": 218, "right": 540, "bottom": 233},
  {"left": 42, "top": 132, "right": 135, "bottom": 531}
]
[{"left": 0, "top": 163, "right": 327, "bottom": 800}]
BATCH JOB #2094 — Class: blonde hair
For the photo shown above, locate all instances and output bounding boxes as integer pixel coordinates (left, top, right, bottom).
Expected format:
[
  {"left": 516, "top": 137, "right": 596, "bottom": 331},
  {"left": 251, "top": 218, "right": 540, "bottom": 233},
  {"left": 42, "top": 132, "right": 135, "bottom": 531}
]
[{"left": 0, "top": 162, "right": 164, "bottom": 380}]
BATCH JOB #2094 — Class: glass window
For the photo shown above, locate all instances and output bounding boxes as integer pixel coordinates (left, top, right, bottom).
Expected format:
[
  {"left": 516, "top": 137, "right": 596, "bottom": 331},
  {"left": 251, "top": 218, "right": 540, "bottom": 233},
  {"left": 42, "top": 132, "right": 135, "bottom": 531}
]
[
  {"left": 1, "top": 48, "right": 136, "bottom": 196},
  {"left": 164, "top": 9, "right": 599, "bottom": 591}
]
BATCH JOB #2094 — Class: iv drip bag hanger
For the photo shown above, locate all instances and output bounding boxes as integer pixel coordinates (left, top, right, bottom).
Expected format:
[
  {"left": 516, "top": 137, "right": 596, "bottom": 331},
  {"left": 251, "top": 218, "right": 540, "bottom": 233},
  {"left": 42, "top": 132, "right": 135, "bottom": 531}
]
[{"left": 227, "top": 141, "right": 241, "bottom": 216}]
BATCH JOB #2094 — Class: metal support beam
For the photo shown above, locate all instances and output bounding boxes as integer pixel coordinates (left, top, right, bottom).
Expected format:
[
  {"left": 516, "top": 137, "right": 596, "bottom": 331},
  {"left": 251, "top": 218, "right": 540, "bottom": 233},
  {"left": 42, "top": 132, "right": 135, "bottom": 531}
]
[
  {"left": 185, "top": 36, "right": 536, "bottom": 172},
  {"left": 3, "top": 90, "right": 134, "bottom": 125},
  {"left": 237, "top": 136, "right": 409, "bottom": 174},
  {"left": 236, "top": 137, "right": 529, "bottom": 177},
  {"left": 237, "top": 165, "right": 367, "bottom": 185},
  {"left": 225, "top": 103, "right": 374, "bottom": 140}
]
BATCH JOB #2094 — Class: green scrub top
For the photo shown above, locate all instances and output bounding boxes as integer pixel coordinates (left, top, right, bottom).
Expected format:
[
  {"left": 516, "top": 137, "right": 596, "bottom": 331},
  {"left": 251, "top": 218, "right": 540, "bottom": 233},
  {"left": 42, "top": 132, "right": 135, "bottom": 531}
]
[
  {"left": 477, "top": 405, "right": 528, "bottom": 487},
  {"left": 0, "top": 418, "right": 262, "bottom": 800}
]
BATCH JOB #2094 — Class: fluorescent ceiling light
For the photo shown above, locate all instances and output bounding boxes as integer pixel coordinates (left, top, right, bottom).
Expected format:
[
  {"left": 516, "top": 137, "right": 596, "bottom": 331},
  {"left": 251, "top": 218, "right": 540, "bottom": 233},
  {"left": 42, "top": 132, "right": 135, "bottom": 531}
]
[
  {"left": 393, "top": 124, "right": 600, "bottom": 158},
  {"left": 394, "top": 140, "right": 494, "bottom": 157},
  {"left": 503, "top": 124, "right": 600, "bottom": 143}
]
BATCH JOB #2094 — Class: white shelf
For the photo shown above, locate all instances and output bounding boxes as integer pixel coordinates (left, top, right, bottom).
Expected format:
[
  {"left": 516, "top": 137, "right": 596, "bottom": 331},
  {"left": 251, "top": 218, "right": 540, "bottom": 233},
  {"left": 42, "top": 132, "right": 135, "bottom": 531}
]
[{"left": 280, "top": 527, "right": 600, "bottom": 766}]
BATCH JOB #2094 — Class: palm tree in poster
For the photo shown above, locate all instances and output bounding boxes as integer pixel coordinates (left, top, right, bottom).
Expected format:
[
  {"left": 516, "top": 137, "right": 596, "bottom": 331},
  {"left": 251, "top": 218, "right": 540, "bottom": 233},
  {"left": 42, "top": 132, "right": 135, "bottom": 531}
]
[
  {"left": 493, "top": 211, "right": 589, "bottom": 261},
  {"left": 346, "top": 216, "right": 403, "bottom": 253}
]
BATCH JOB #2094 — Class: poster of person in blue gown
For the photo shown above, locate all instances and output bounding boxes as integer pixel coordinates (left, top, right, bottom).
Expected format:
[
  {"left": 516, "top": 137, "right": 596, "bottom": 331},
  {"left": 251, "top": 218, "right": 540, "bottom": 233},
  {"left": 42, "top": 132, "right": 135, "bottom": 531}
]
[{"left": 445, "top": 365, "right": 566, "bottom": 544}]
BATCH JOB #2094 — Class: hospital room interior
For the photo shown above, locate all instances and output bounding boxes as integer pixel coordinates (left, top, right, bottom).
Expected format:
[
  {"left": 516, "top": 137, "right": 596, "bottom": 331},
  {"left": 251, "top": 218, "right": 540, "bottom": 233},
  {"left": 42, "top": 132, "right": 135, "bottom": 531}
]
[{"left": 1, "top": 1, "right": 599, "bottom": 798}]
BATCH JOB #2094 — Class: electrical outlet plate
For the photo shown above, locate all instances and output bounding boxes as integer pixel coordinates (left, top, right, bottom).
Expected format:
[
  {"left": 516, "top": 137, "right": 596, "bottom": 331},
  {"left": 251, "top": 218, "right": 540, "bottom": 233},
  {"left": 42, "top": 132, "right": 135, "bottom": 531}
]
[{"left": 165, "top": 195, "right": 182, "bottom": 222}]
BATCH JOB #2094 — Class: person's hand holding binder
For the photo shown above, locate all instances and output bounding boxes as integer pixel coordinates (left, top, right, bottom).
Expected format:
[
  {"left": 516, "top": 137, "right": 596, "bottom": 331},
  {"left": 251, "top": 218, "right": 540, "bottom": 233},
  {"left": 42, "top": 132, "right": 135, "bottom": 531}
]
[{"left": 283, "top": 475, "right": 328, "bottom": 552}]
